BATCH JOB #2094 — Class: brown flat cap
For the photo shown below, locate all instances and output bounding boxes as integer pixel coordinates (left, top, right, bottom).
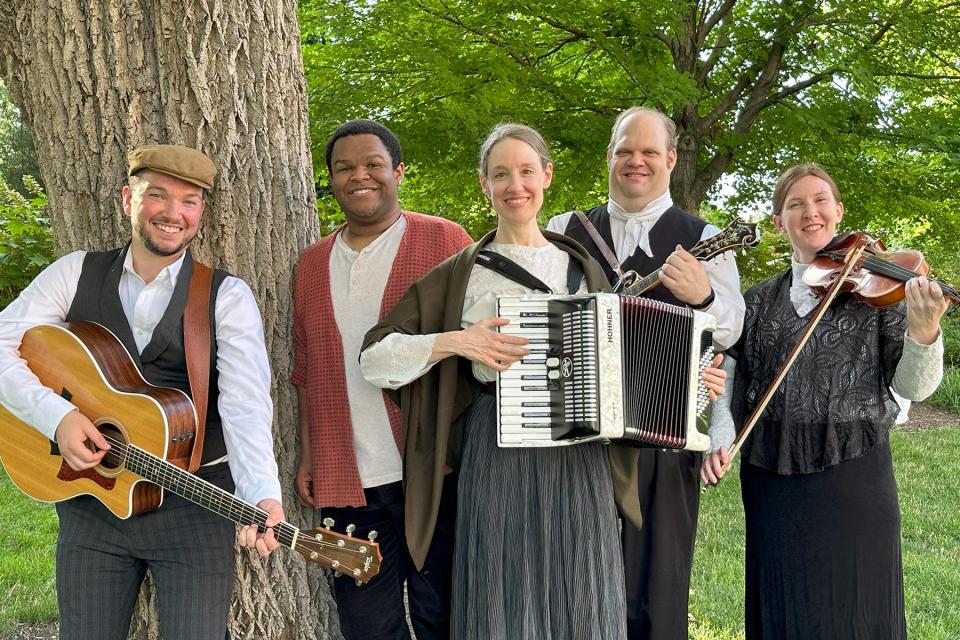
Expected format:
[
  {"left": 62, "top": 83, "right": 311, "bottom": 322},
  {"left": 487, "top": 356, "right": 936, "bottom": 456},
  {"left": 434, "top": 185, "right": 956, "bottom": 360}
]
[{"left": 127, "top": 144, "right": 216, "bottom": 190}]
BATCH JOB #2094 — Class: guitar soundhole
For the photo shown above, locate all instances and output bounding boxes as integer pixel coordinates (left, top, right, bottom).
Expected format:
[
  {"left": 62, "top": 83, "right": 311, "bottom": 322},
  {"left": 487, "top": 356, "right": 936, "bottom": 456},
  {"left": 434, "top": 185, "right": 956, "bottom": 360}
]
[{"left": 96, "top": 423, "right": 126, "bottom": 472}]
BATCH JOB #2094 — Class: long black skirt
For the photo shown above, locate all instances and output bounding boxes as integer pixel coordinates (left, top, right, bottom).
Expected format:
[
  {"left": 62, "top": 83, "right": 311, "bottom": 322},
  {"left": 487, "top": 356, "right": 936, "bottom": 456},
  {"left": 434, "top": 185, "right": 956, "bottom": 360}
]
[
  {"left": 741, "top": 440, "right": 906, "bottom": 640},
  {"left": 451, "top": 393, "right": 627, "bottom": 639}
]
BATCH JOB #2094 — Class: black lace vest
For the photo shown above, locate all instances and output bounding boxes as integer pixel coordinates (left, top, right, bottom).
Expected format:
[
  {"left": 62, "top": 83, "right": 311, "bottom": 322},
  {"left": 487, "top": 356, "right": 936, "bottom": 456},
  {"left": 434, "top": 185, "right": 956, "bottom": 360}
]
[{"left": 731, "top": 270, "right": 905, "bottom": 475}]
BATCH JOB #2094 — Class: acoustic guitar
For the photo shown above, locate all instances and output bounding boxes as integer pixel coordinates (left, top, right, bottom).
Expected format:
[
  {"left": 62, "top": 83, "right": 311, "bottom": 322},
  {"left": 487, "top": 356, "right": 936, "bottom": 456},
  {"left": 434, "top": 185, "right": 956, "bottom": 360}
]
[{"left": 0, "top": 321, "right": 382, "bottom": 583}]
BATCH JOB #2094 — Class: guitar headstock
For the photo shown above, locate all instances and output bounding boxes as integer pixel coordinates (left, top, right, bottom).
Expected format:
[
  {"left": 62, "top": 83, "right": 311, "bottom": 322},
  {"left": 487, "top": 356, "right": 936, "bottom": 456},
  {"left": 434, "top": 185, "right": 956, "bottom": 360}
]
[
  {"left": 294, "top": 522, "right": 383, "bottom": 584},
  {"left": 691, "top": 220, "right": 761, "bottom": 261}
]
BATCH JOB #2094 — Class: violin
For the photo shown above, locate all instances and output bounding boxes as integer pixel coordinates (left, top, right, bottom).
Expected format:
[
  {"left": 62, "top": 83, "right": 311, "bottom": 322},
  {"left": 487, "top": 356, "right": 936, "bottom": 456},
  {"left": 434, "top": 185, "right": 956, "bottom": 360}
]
[
  {"left": 802, "top": 231, "right": 960, "bottom": 308},
  {"left": 707, "top": 230, "right": 955, "bottom": 487}
]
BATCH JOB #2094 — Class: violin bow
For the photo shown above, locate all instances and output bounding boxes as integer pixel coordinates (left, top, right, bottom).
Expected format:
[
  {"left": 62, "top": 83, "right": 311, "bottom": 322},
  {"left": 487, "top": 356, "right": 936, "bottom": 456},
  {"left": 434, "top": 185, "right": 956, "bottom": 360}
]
[{"left": 720, "top": 241, "right": 870, "bottom": 474}]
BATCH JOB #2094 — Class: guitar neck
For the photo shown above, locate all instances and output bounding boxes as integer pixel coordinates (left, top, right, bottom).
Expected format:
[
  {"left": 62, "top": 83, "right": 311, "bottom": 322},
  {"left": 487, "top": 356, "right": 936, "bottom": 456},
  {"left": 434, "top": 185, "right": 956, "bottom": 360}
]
[{"left": 122, "top": 445, "right": 300, "bottom": 550}]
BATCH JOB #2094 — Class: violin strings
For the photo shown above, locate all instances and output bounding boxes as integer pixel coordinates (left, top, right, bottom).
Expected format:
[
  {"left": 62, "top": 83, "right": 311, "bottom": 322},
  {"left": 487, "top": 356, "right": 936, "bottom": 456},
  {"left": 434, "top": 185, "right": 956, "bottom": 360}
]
[{"left": 861, "top": 257, "right": 959, "bottom": 298}]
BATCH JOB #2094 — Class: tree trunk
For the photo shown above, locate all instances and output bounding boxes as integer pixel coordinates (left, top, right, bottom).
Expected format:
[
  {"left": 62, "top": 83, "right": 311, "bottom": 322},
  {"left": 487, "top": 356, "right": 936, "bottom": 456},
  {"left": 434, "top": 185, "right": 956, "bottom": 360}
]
[
  {"left": 671, "top": 127, "right": 704, "bottom": 216},
  {"left": 0, "top": 2, "right": 341, "bottom": 639}
]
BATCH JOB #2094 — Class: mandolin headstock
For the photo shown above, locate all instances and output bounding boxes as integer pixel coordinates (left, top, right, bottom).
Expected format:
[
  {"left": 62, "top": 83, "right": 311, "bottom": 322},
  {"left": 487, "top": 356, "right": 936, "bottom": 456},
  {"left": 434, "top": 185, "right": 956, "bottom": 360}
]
[
  {"left": 691, "top": 220, "right": 761, "bottom": 261},
  {"left": 295, "top": 520, "right": 383, "bottom": 584}
]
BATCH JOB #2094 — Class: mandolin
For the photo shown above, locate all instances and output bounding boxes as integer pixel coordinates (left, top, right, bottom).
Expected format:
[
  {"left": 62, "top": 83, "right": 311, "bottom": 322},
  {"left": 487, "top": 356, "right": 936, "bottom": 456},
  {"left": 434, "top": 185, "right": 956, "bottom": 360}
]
[
  {"left": 615, "top": 219, "right": 761, "bottom": 296},
  {"left": 0, "top": 321, "right": 382, "bottom": 583}
]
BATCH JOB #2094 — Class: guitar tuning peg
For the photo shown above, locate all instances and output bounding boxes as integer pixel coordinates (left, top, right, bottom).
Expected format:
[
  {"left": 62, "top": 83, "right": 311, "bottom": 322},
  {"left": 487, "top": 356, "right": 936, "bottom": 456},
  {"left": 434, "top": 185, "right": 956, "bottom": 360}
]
[
  {"left": 367, "top": 530, "right": 378, "bottom": 541},
  {"left": 346, "top": 524, "right": 356, "bottom": 535},
  {"left": 322, "top": 517, "right": 335, "bottom": 530},
  {"left": 355, "top": 579, "right": 363, "bottom": 587}
]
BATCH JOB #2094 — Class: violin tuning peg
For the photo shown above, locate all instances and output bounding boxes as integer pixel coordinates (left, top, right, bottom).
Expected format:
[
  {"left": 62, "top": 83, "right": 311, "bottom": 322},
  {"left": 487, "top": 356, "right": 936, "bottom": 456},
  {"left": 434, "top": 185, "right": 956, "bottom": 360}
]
[
  {"left": 346, "top": 524, "right": 356, "bottom": 535},
  {"left": 322, "top": 517, "right": 335, "bottom": 530},
  {"left": 367, "top": 530, "right": 378, "bottom": 542}
]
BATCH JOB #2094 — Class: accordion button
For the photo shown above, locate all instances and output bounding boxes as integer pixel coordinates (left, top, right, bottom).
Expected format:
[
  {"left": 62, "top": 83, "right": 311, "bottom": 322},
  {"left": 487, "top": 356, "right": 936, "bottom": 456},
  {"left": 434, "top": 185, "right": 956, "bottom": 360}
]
[
  {"left": 547, "top": 370, "right": 560, "bottom": 380},
  {"left": 545, "top": 357, "right": 560, "bottom": 367}
]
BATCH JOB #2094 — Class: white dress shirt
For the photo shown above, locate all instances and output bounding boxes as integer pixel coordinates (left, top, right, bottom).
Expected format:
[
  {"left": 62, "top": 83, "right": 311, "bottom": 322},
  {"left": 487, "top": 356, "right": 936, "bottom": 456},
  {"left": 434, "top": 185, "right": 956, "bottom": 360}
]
[
  {"left": 329, "top": 216, "right": 406, "bottom": 488},
  {"left": 0, "top": 249, "right": 281, "bottom": 506},
  {"left": 546, "top": 193, "right": 745, "bottom": 350}
]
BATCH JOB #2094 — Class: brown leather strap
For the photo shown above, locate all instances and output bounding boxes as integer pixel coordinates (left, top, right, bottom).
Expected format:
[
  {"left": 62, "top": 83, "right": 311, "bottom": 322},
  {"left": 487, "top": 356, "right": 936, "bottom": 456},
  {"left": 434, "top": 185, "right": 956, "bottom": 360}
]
[
  {"left": 183, "top": 260, "right": 213, "bottom": 473},
  {"left": 574, "top": 210, "right": 625, "bottom": 283}
]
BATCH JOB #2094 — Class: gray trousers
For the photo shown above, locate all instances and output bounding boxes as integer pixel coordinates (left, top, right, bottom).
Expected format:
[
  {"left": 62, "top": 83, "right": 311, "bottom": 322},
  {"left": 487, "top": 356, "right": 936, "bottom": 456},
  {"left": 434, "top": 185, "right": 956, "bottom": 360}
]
[{"left": 55, "top": 463, "right": 236, "bottom": 640}]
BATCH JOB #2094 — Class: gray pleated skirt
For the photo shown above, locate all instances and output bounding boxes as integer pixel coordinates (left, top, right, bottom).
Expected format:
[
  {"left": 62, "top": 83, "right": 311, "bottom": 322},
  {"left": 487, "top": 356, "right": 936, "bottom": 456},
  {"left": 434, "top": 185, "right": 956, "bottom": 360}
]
[{"left": 451, "top": 393, "right": 628, "bottom": 639}]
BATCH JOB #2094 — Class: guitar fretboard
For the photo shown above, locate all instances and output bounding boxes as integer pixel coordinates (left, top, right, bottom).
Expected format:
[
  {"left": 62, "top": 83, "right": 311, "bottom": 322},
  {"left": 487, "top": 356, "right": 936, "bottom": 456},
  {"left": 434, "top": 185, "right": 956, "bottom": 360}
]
[{"left": 102, "top": 438, "right": 299, "bottom": 549}]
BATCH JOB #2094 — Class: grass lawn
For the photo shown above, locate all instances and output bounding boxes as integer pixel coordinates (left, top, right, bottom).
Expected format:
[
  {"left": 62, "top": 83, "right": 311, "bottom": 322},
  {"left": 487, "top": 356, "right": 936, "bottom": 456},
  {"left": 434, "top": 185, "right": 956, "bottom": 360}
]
[
  {"left": 0, "top": 466, "right": 58, "bottom": 634},
  {"left": 1, "top": 428, "right": 958, "bottom": 637},
  {"left": 690, "top": 427, "right": 960, "bottom": 640}
]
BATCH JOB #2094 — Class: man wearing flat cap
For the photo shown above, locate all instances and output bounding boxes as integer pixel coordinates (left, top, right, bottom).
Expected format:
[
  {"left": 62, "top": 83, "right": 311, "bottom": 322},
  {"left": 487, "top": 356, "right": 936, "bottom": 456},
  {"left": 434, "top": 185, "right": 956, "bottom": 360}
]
[{"left": 0, "top": 144, "right": 284, "bottom": 639}]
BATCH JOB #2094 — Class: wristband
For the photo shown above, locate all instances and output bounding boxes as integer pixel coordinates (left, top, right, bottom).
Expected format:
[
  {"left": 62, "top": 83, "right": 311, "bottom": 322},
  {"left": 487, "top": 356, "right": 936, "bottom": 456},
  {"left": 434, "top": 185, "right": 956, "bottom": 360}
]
[{"left": 690, "top": 288, "right": 715, "bottom": 310}]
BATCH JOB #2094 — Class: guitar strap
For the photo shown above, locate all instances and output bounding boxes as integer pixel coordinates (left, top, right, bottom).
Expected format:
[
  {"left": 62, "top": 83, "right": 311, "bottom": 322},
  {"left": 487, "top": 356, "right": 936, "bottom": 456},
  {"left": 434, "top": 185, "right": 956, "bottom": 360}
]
[
  {"left": 574, "top": 210, "right": 625, "bottom": 284},
  {"left": 183, "top": 260, "right": 213, "bottom": 474}
]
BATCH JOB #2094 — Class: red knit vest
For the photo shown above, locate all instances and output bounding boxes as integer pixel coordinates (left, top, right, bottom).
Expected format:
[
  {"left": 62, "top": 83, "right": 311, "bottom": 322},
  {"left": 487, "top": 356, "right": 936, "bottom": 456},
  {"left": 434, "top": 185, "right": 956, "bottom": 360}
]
[{"left": 291, "top": 212, "right": 471, "bottom": 506}]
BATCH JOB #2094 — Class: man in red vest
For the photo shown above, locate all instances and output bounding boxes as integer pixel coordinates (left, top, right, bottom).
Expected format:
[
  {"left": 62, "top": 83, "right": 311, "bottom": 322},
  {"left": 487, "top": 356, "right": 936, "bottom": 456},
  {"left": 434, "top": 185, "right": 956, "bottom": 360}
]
[{"left": 291, "top": 120, "right": 472, "bottom": 640}]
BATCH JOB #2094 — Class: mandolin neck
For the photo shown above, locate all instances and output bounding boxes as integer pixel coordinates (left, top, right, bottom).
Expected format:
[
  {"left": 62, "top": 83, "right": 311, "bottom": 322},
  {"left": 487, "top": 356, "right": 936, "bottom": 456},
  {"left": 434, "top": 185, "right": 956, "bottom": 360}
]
[{"left": 621, "top": 270, "right": 662, "bottom": 297}]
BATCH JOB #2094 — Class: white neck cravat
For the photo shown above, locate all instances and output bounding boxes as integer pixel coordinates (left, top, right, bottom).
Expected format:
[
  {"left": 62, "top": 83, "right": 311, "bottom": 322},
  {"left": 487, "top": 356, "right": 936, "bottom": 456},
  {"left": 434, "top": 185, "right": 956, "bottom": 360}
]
[
  {"left": 790, "top": 259, "right": 820, "bottom": 316},
  {"left": 607, "top": 191, "right": 673, "bottom": 261}
]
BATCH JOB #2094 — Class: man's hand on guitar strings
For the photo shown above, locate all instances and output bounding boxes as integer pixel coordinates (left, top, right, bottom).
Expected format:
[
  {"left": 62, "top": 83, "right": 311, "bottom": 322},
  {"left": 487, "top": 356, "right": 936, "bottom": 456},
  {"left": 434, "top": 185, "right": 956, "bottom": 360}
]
[
  {"left": 240, "top": 498, "right": 285, "bottom": 557},
  {"left": 54, "top": 410, "right": 110, "bottom": 471}
]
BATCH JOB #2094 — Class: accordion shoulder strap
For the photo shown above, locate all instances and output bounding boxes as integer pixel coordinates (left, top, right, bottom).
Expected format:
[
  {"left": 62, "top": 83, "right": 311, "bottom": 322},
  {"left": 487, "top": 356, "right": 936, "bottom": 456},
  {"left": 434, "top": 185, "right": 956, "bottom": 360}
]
[
  {"left": 565, "top": 256, "right": 584, "bottom": 294},
  {"left": 477, "top": 249, "right": 585, "bottom": 295},
  {"left": 477, "top": 250, "right": 552, "bottom": 293}
]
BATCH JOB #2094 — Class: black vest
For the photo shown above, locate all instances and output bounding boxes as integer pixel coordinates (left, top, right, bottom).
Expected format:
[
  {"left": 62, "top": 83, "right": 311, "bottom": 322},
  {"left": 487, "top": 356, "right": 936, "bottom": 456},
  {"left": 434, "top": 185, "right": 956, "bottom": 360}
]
[
  {"left": 65, "top": 247, "right": 229, "bottom": 464},
  {"left": 560, "top": 203, "right": 707, "bottom": 306}
]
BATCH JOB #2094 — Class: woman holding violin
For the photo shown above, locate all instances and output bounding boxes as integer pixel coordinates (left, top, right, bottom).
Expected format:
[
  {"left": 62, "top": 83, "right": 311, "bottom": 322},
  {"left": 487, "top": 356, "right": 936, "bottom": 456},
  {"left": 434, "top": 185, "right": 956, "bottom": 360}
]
[{"left": 702, "top": 163, "right": 948, "bottom": 639}]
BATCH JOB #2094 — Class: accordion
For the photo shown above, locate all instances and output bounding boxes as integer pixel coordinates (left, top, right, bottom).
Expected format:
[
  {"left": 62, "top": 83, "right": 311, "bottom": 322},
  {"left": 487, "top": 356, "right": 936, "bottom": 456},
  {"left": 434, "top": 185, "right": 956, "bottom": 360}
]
[{"left": 495, "top": 293, "right": 715, "bottom": 450}]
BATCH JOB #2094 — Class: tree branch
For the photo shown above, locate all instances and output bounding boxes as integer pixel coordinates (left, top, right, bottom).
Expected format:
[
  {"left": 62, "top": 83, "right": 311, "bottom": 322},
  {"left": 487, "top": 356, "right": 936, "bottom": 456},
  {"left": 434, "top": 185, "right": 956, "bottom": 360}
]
[
  {"left": 700, "top": 0, "right": 737, "bottom": 48},
  {"left": 414, "top": 2, "right": 530, "bottom": 66},
  {"left": 536, "top": 12, "right": 646, "bottom": 90}
]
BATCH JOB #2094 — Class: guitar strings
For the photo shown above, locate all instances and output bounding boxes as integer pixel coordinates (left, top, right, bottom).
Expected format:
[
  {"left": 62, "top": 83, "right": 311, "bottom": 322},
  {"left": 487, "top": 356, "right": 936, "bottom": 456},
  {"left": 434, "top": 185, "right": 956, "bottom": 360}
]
[{"left": 91, "top": 433, "right": 369, "bottom": 558}]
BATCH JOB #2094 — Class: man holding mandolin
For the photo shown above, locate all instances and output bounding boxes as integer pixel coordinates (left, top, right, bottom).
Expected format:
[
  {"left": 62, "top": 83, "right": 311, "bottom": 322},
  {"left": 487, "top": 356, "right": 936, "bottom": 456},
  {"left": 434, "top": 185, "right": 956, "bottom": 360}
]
[
  {"left": 0, "top": 145, "right": 284, "bottom": 640},
  {"left": 547, "top": 106, "right": 745, "bottom": 640}
]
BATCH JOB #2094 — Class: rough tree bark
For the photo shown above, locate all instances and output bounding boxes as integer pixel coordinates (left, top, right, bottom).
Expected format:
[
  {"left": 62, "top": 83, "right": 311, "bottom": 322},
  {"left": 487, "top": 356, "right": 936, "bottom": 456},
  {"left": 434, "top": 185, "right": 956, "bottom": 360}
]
[{"left": 0, "top": 2, "right": 341, "bottom": 639}]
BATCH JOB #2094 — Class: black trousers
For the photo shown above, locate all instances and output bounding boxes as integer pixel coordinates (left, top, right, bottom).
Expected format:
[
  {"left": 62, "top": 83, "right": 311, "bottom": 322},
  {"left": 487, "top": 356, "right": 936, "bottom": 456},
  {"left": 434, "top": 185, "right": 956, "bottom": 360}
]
[
  {"left": 622, "top": 448, "right": 702, "bottom": 640},
  {"left": 55, "top": 463, "right": 236, "bottom": 640},
  {"left": 321, "top": 474, "right": 456, "bottom": 640}
]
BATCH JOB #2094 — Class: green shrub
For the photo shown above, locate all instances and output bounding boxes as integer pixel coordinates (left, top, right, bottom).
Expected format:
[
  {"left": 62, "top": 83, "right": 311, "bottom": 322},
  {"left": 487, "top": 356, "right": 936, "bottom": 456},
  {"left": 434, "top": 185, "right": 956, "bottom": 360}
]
[
  {"left": 0, "top": 175, "right": 52, "bottom": 308},
  {"left": 939, "top": 314, "right": 960, "bottom": 369},
  {"left": 928, "top": 367, "right": 960, "bottom": 413}
]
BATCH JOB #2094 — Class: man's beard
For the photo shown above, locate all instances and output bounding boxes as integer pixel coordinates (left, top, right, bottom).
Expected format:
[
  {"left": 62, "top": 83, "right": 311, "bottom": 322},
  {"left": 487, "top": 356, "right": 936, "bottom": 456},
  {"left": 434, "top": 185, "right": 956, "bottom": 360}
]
[{"left": 137, "top": 223, "right": 195, "bottom": 257}]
